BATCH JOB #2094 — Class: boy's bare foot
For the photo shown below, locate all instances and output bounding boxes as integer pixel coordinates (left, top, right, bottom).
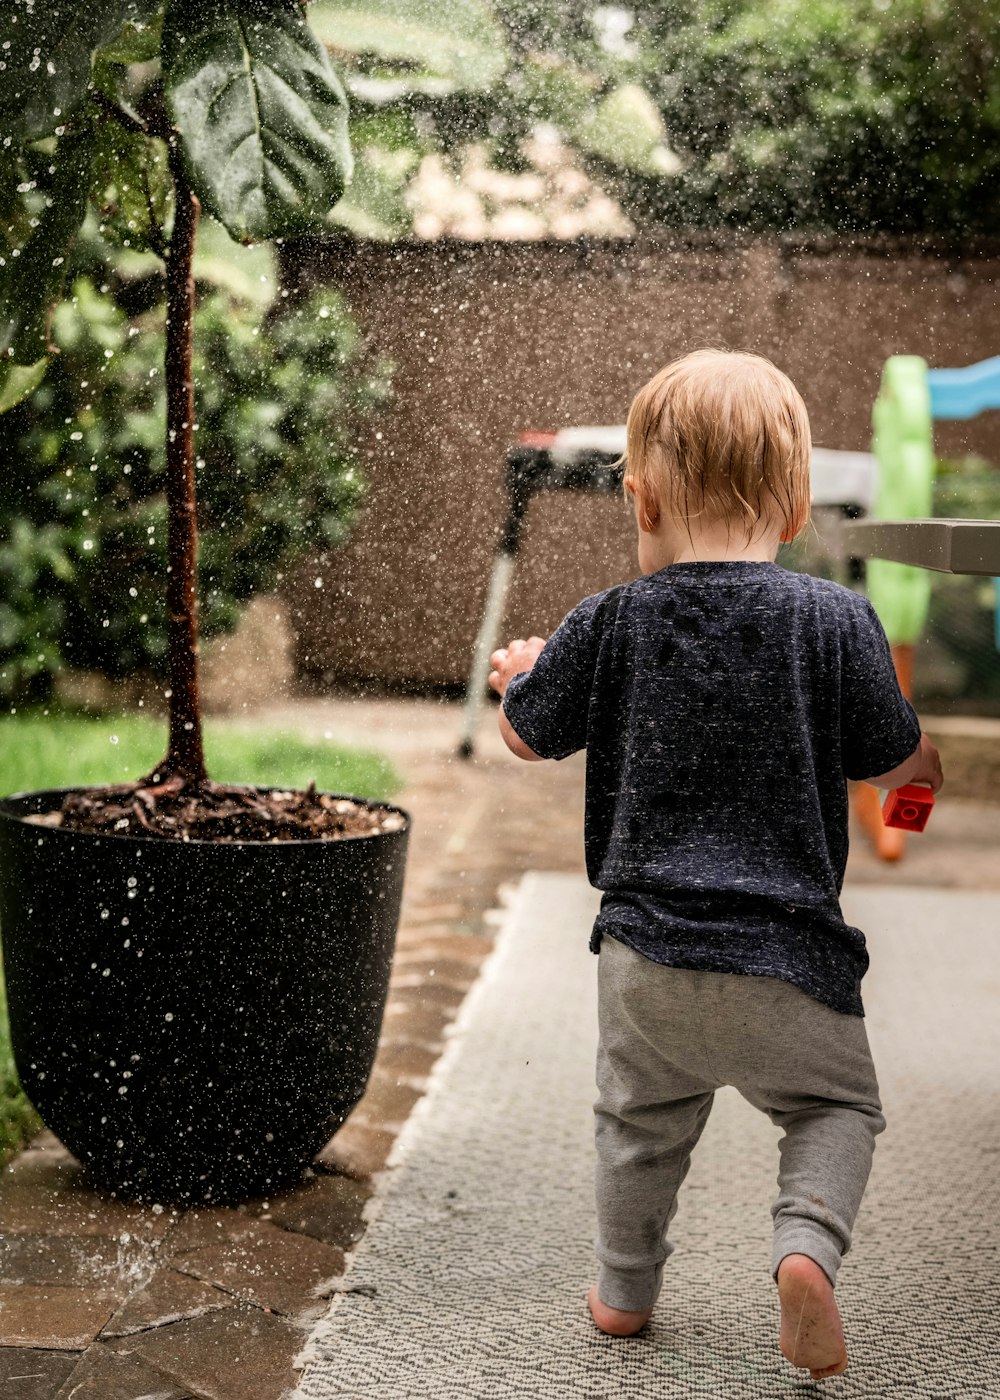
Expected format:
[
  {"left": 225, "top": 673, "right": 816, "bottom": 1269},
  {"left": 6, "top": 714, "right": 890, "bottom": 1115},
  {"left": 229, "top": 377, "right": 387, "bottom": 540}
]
[
  {"left": 587, "top": 1283, "right": 653, "bottom": 1336},
  {"left": 776, "top": 1253, "right": 848, "bottom": 1380}
]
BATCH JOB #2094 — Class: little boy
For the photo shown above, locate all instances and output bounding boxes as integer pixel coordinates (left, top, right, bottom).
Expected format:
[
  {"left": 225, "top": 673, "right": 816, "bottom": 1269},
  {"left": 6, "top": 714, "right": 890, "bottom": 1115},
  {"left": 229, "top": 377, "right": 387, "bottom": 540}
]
[{"left": 488, "top": 350, "right": 943, "bottom": 1381}]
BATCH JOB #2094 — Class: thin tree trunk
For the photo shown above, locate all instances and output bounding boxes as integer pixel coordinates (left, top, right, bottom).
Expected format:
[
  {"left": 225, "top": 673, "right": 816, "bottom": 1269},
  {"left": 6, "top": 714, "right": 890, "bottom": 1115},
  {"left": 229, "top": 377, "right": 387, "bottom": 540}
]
[{"left": 147, "top": 142, "right": 207, "bottom": 788}]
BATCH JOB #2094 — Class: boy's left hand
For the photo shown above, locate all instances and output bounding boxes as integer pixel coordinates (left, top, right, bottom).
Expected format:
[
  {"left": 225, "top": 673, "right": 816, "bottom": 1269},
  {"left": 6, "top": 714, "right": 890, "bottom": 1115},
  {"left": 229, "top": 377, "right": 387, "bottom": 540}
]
[{"left": 489, "top": 636, "right": 546, "bottom": 697}]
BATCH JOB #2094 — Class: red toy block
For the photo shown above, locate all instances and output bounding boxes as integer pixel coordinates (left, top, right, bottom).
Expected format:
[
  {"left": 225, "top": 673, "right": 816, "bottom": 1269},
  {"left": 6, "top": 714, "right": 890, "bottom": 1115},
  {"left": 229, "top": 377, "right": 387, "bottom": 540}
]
[{"left": 881, "top": 783, "right": 934, "bottom": 832}]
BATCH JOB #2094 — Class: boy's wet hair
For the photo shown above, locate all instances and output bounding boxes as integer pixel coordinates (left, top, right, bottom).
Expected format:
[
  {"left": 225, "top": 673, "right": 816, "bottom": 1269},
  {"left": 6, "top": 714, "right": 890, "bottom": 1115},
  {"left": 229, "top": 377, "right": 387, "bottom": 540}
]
[{"left": 622, "top": 349, "right": 812, "bottom": 547}]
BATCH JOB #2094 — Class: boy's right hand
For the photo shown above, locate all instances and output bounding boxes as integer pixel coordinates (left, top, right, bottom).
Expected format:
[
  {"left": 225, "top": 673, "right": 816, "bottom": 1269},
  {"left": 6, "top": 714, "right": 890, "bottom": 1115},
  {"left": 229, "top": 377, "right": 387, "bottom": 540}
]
[{"left": 865, "top": 731, "right": 943, "bottom": 793}]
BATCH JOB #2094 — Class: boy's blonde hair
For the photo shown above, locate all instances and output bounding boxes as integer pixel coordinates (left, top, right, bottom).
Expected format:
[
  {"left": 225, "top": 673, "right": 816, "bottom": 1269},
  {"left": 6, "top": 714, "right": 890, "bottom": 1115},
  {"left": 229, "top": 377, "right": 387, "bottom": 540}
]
[{"left": 623, "top": 349, "right": 811, "bottom": 546}]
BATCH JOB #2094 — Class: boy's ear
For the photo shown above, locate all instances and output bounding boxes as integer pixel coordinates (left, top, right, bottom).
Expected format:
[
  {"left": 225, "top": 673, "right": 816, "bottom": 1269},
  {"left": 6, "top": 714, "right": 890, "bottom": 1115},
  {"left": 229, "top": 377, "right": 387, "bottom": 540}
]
[
  {"left": 625, "top": 475, "right": 660, "bottom": 531},
  {"left": 625, "top": 473, "right": 661, "bottom": 531}
]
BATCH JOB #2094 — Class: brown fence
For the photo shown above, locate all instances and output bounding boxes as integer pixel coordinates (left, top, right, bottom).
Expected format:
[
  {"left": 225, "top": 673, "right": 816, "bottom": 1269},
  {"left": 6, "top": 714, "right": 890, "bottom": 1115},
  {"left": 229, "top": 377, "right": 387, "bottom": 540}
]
[{"left": 277, "top": 236, "right": 1000, "bottom": 690}]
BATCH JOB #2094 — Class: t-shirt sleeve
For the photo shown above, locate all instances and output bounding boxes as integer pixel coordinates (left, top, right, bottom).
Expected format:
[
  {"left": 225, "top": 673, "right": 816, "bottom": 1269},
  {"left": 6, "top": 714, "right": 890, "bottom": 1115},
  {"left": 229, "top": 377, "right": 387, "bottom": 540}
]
[
  {"left": 839, "top": 596, "right": 922, "bottom": 781},
  {"left": 501, "top": 599, "right": 601, "bottom": 760}
]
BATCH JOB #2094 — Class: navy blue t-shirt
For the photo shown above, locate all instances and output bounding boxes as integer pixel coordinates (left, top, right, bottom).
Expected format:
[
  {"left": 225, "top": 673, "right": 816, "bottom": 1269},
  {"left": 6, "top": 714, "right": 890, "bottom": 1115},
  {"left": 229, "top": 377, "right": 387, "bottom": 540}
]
[{"left": 502, "top": 560, "right": 921, "bottom": 1016}]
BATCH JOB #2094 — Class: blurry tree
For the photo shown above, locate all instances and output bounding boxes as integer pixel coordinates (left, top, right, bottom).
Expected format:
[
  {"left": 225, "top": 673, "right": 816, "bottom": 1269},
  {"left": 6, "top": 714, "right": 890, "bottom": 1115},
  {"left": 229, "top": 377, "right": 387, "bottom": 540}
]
[{"left": 599, "top": 0, "right": 1000, "bottom": 234}]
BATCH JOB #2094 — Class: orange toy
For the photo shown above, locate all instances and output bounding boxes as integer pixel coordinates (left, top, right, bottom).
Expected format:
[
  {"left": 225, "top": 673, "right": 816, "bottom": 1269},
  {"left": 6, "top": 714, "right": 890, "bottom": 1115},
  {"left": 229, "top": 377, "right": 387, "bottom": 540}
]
[{"left": 882, "top": 784, "right": 934, "bottom": 832}]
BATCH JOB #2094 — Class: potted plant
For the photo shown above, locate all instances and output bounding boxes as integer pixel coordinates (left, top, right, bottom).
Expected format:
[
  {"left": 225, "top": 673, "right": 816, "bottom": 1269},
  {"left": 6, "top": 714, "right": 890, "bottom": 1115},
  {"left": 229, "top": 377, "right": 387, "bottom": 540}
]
[{"left": 0, "top": 1, "right": 409, "bottom": 1204}]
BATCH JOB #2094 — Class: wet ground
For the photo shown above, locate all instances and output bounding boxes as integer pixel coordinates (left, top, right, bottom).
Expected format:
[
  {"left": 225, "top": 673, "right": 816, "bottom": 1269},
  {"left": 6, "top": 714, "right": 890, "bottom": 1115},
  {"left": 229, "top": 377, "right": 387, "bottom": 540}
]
[{"left": 1, "top": 695, "right": 998, "bottom": 1399}]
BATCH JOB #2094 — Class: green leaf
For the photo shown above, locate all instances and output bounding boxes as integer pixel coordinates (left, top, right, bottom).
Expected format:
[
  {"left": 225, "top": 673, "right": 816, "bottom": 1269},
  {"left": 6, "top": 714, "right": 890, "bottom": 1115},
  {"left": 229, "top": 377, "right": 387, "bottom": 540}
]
[
  {"left": 0, "top": 120, "right": 97, "bottom": 365},
  {"left": 89, "top": 121, "right": 172, "bottom": 257},
  {"left": 308, "top": 0, "right": 507, "bottom": 94},
  {"left": 0, "top": 357, "right": 48, "bottom": 415},
  {"left": 0, "top": 1, "right": 162, "bottom": 138},
  {"left": 96, "top": 6, "right": 165, "bottom": 65},
  {"left": 576, "top": 84, "right": 682, "bottom": 176},
  {"left": 163, "top": 0, "right": 353, "bottom": 242}
]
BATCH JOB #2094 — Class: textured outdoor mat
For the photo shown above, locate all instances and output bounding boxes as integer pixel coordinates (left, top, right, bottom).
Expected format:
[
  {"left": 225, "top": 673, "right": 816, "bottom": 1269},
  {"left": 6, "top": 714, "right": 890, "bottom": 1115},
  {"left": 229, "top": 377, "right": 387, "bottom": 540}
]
[{"left": 294, "top": 875, "right": 1000, "bottom": 1399}]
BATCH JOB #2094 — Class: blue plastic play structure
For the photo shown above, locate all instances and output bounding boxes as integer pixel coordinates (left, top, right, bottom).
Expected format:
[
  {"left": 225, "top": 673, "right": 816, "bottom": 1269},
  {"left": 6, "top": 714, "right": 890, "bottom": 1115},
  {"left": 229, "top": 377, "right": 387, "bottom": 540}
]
[{"left": 928, "top": 355, "right": 1000, "bottom": 421}]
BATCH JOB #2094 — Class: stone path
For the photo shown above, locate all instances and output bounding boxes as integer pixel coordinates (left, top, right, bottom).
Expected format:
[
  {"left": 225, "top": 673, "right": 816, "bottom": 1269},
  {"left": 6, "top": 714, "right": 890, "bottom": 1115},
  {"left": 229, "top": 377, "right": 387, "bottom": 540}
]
[{"left": 2, "top": 695, "right": 999, "bottom": 1400}]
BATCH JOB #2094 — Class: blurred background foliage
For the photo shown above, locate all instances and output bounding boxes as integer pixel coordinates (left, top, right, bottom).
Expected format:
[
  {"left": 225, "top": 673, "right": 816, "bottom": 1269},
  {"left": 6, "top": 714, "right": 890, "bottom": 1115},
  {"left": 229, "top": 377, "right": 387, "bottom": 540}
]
[
  {"left": 920, "top": 458, "right": 1000, "bottom": 710},
  {"left": 621, "top": 0, "right": 999, "bottom": 233},
  {"left": 309, "top": 0, "right": 1000, "bottom": 237},
  {"left": 0, "top": 218, "right": 390, "bottom": 704}
]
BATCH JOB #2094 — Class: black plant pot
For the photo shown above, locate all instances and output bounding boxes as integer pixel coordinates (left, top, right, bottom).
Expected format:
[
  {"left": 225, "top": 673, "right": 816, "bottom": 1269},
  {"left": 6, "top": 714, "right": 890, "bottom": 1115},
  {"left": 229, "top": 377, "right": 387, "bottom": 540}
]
[{"left": 0, "top": 787, "right": 409, "bottom": 1205}]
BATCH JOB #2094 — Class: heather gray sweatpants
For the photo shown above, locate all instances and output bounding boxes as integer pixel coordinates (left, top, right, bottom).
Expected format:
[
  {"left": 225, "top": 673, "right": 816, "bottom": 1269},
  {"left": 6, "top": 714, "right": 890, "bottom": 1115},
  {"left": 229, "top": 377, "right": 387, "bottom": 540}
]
[{"left": 594, "top": 934, "right": 885, "bottom": 1312}]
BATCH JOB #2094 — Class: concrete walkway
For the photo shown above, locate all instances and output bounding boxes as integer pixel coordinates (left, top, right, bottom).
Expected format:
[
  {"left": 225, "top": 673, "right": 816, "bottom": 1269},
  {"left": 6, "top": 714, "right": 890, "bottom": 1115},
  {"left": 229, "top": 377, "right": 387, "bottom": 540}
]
[
  {"left": 295, "top": 872, "right": 1000, "bottom": 1399},
  {"left": 2, "top": 695, "right": 1000, "bottom": 1399}
]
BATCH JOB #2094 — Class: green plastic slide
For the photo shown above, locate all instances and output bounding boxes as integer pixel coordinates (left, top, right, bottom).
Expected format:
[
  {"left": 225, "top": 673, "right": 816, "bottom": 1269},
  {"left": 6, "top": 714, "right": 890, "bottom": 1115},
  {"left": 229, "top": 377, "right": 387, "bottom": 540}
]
[{"left": 867, "top": 356, "right": 936, "bottom": 645}]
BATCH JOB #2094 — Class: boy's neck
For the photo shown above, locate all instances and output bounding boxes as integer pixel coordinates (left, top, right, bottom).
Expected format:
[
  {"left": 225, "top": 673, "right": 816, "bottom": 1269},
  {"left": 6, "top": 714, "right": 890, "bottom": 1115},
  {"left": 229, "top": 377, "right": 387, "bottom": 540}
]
[{"left": 638, "top": 517, "right": 781, "bottom": 573}]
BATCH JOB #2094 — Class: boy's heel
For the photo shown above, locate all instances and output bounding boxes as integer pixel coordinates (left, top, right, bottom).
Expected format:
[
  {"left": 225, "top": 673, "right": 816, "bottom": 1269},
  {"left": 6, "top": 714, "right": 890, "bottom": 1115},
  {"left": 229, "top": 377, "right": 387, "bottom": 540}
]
[{"left": 776, "top": 1254, "right": 848, "bottom": 1381}]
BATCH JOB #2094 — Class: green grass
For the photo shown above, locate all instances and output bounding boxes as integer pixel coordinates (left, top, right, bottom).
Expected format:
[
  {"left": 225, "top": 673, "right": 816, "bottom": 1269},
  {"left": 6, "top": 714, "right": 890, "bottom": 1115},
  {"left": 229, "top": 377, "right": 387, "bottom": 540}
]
[
  {"left": 0, "top": 711, "right": 401, "bottom": 801},
  {"left": 0, "top": 709, "right": 402, "bottom": 1163}
]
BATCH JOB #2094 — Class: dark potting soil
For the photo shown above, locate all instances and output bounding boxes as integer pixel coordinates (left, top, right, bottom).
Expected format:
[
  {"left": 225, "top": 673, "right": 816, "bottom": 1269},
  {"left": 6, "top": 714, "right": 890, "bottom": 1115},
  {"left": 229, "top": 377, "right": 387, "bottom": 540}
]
[{"left": 24, "top": 782, "right": 406, "bottom": 843}]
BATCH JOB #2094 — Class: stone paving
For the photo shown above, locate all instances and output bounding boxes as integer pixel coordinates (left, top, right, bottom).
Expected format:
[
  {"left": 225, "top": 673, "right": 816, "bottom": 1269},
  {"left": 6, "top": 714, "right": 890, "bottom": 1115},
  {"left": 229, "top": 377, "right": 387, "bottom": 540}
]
[{"left": 2, "top": 695, "right": 999, "bottom": 1400}]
